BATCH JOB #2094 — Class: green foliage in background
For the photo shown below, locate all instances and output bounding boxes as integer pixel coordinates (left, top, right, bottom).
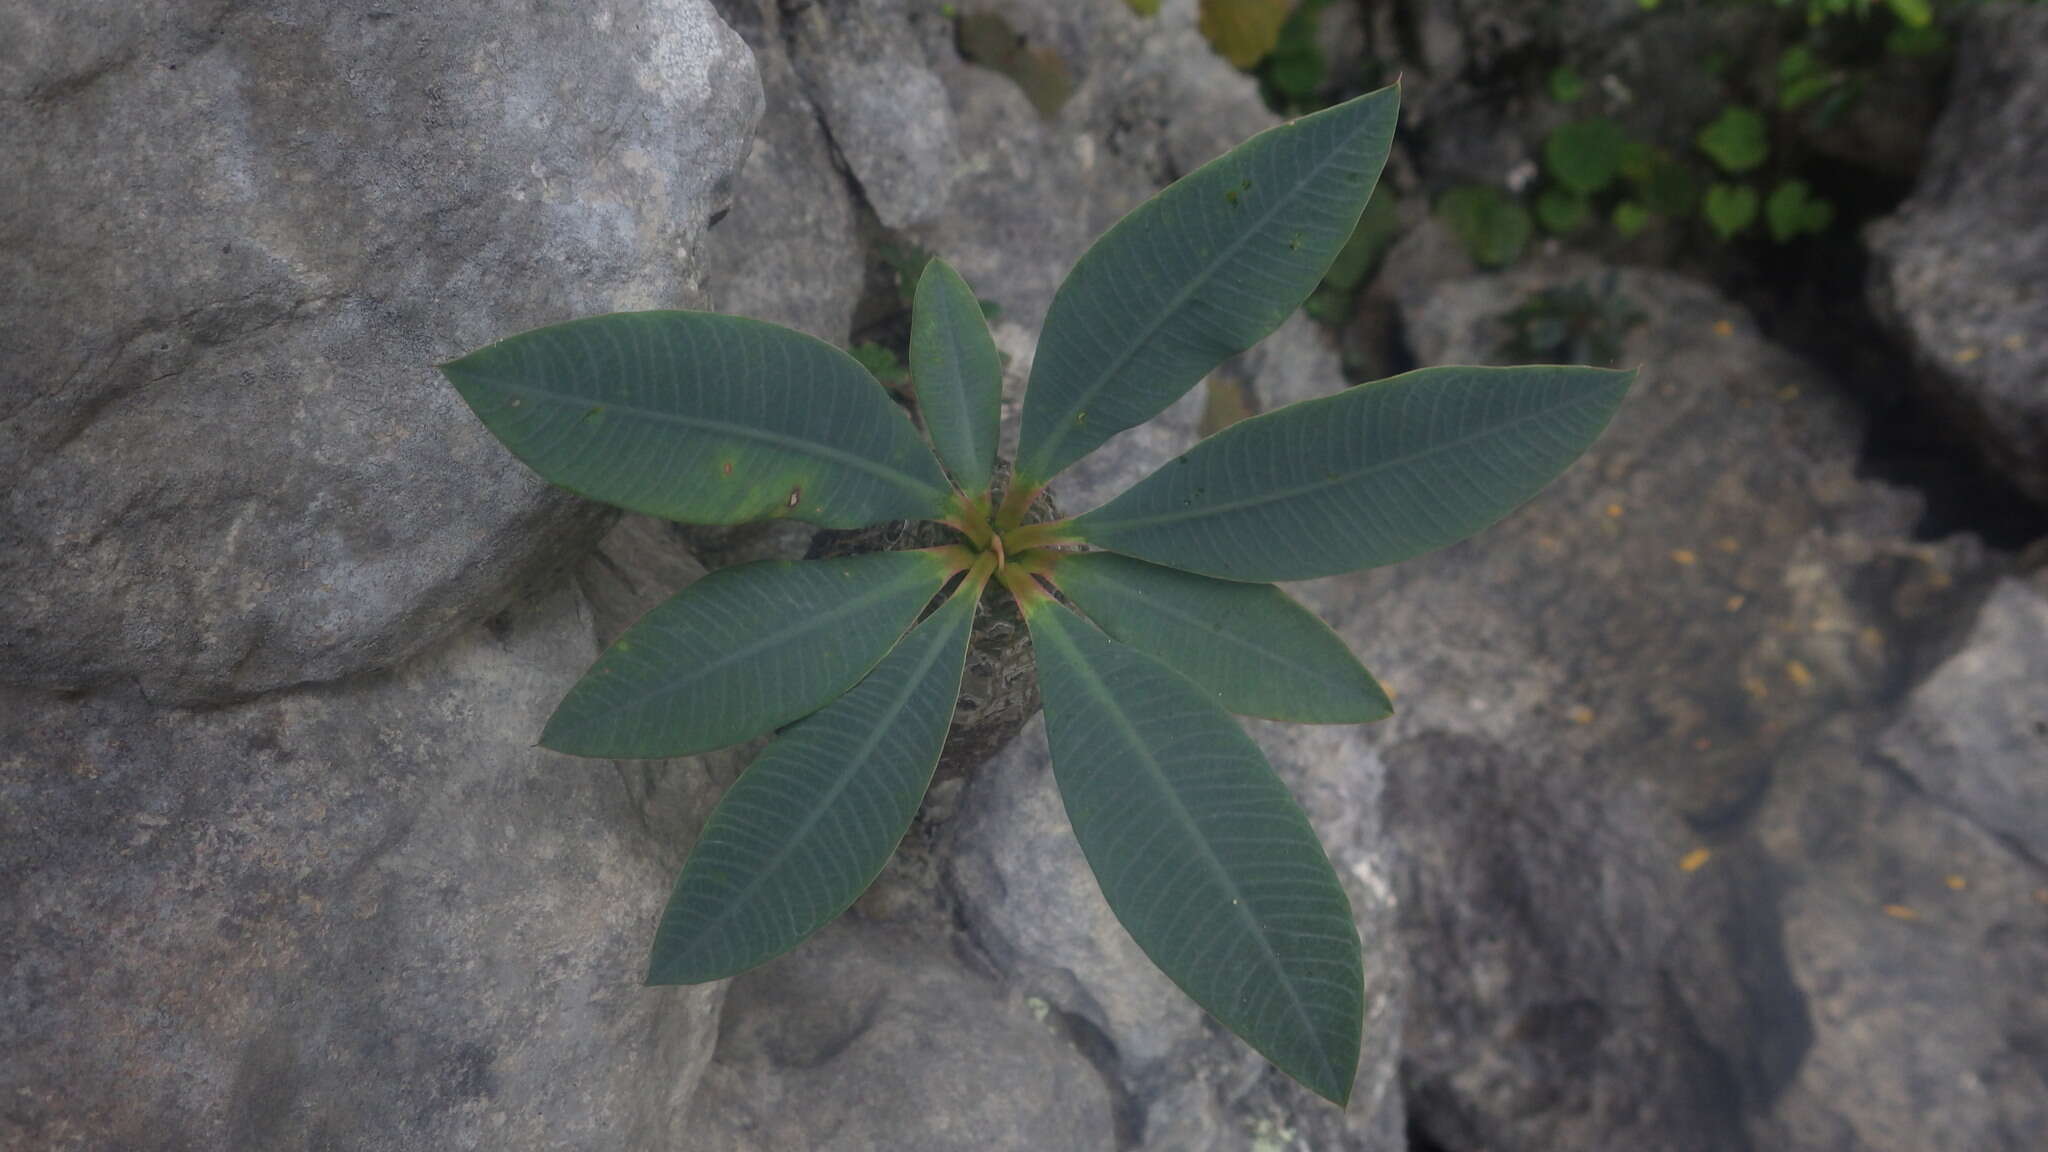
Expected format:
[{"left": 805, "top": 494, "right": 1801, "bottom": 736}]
[
  {"left": 1696, "top": 105, "right": 1770, "bottom": 174},
  {"left": 1439, "top": 184, "right": 1533, "bottom": 268},
  {"left": 1199, "top": 0, "right": 1293, "bottom": 68},
  {"left": 440, "top": 87, "right": 1633, "bottom": 1106},
  {"left": 1497, "top": 276, "right": 1647, "bottom": 366},
  {"left": 1705, "top": 182, "right": 1761, "bottom": 238},
  {"left": 1765, "top": 178, "right": 1835, "bottom": 240},
  {"left": 1545, "top": 118, "right": 1628, "bottom": 194}
]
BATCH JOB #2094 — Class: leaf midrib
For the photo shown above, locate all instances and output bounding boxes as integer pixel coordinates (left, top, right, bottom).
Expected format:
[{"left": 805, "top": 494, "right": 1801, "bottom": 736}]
[
  {"left": 563, "top": 562, "right": 935, "bottom": 735},
  {"left": 921, "top": 280, "right": 984, "bottom": 482},
  {"left": 661, "top": 601, "right": 963, "bottom": 974},
  {"left": 1081, "top": 385, "right": 1607, "bottom": 536},
  {"left": 469, "top": 371, "right": 950, "bottom": 504},
  {"left": 1039, "top": 614, "right": 1341, "bottom": 1092},
  {"left": 1072, "top": 571, "right": 1355, "bottom": 700},
  {"left": 1024, "top": 105, "right": 1385, "bottom": 480}
]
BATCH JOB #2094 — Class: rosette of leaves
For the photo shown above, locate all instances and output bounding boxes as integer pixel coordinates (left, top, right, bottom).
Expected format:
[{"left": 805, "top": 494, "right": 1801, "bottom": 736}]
[{"left": 440, "top": 85, "right": 1633, "bottom": 1106}]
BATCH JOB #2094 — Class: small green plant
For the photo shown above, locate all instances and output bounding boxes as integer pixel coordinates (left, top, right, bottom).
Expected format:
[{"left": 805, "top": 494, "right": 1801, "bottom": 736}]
[
  {"left": 1497, "top": 275, "right": 1647, "bottom": 366},
  {"left": 1704, "top": 181, "right": 1761, "bottom": 238},
  {"left": 1696, "top": 104, "right": 1770, "bottom": 174},
  {"left": 1438, "top": 183, "right": 1534, "bottom": 268},
  {"left": 440, "top": 87, "right": 1632, "bottom": 1105}
]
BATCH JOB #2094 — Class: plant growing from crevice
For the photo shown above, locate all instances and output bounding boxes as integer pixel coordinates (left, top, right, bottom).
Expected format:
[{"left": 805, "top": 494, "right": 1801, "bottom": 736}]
[{"left": 440, "top": 84, "right": 1633, "bottom": 1105}]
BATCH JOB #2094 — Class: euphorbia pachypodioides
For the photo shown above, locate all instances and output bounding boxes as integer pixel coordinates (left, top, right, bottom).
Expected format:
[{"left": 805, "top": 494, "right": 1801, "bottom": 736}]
[{"left": 441, "top": 83, "right": 1631, "bottom": 1104}]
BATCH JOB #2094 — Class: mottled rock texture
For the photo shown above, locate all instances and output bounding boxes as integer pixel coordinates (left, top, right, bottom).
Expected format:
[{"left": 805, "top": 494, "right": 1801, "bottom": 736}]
[
  {"left": 1868, "top": 4, "right": 2048, "bottom": 504},
  {"left": 12, "top": 0, "right": 2043, "bottom": 1148},
  {"left": 2, "top": 3, "right": 763, "bottom": 1147},
  {"left": 1378, "top": 258, "right": 2038, "bottom": 1152},
  {"left": 680, "top": 918, "right": 1116, "bottom": 1151},
  {"left": 0, "top": 0, "right": 762, "bottom": 704},
  {"left": 0, "top": 585, "right": 736, "bottom": 1152}
]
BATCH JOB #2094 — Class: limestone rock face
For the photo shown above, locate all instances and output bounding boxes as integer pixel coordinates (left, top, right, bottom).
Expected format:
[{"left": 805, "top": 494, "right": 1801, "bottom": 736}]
[
  {"left": 701, "top": 0, "right": 865, "bottom": 341},
  {"left": 0, "top": 0, "right": 762, "bottom": 704},
  {"left": 1879, "top": 574, "right": 2048, "bottom": 863},
  {"left": 0, "top": 585, "right": 734, "bottom": 1152},
  {"left": 1374, "top": 259, "right": 2037, "bottom": 1152},
  {"left": 1867, "top": 5, "right": 2048, "bottom": 504},
  {"left": 680, "top": 919, "right": 1118, "bottom": 1151}
]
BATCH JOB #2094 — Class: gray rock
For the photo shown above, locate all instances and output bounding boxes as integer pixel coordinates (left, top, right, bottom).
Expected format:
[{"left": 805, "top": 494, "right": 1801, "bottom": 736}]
[
  {"left": 1751, "top": 722, "right": 2048, "bottom": 1152},
  {"left": 703, "top": 0, "right": 865, "bottom": 341},
  {"left": 0, "top": 0, "right": 762, "bottom": 704},
  {"left": 783, "top": 0, "right": 959, "bottom": 231},
  {"left": 950, "top": 720, "right": 1215, "bottom": 1070},
  {"left": 1867, "top": 5, "right": 2048, "bottom": 504},
  {"left": 680, "top": 918, "right": 1117, "bottom": 1151},
  {"left": 0, "top": 584, "right": 734, "bottom": 1151},
  {"left": 1879, "top": 574, "right": 2048, "bottom": 862},
  {"left": 1367, "top": 259, "right": 2029, "bottom": 1151}
]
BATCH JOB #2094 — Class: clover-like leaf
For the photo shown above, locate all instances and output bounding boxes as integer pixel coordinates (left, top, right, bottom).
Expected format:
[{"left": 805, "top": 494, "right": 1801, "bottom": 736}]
[
  {"left": 1015, "top": 85, "right": 1399, "bottom": 487},
  {"left": 441, "top": 312, "right": 954, "bottom": 528},
  {"left": 1544, "top": 118, "right": 1627, "bottom": 194},
  {"left": 542, "top": 551, "right": 953, "bottom": 758},
  {"left": 1437, "top": 185, "right": 1532, "bottom": 269},
  {"left": 910, "top": 258, "right": 1003, "bottom": 495},
  {"left": 1704, "top": 182, "right": 1759, "bottom": 240},
  {"left": 1696, "top": 106, "right": 1768, "bottom": 175},
  {"left": 646, "top": 583, "right": 978, "bottom": 983},
  {"left": 1049, "top": 552, "right": 1390, "bottom": 723},
  {"left": 1199, "top": 0, "right": 1293, "bottom": 68},
  {"left": 1070, "top": 365, "right": 1633, "bottom": 582},
  {"left": 1025, "top": 597, "right": 1364, "bottom": 1105},
  {"left": 1765, "top": 179, "right": 1834, "bottom": 242}
]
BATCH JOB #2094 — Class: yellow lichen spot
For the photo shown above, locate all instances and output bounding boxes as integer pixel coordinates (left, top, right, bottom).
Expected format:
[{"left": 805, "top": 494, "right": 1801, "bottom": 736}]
[
  {"left": 1568, "top": 705, "right": 1595, "bottom": 725},
  {"left": 1883, "top": 904, "right": 1918, "bottom": 921},
  {"left": 1954, "top": 346, "right": 1982, "bottom": 364},
  {"left": 1715, "top": 536, "right": 1741, "bottom": 553},
  {"left": 1785, "top": 660, "right": 1814, "bottom": 690},
  {"left": 1859, "top": 626, "right": 1886, "bottom": 659},
  {"left": 1605, "top": 503, "right": 1625, "bottom": 518},
  {"left": 1726, "top": 594, "right": 1747, "bottom": 612},
  {"left": 1679, "top": 847, "right": 1712, "bottom": 873},
  {"left": 2002, "top": 333, "right": 2024, "bottom": 351},
  {"left": 1945, "top": 874, "right": 1967, "bottom": 892},
  {"left": 1777, "top": 385, "right": 1801, "bottom": 402},
  {"left": 1741, "top": 675, "right": 1769, "bottom": 700},
  {"left": 1671, "top": 548, "right": 1698, "bottom": 567},
  {"left": 1713, "top": 319, "right": 1735, "bottom": 337}
]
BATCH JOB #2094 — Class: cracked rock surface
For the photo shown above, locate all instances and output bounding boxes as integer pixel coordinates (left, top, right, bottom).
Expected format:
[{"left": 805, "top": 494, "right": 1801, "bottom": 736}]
[
  {"left": 1, "top": 0, "right": 761, "bottom": 704},
  {"left": 7, "top": 0, "right": 2043, "bottom": 1148}
]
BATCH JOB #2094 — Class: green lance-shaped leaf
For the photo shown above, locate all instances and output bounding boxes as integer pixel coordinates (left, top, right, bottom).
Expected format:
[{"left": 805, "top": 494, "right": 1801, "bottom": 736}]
[
  {"left": 909, "top": 259, "right": 1003, "bottom": 493},
  {"left": 1071, "top": 365, "right": 1633, "bottom": 582},
  {"left": 1049, "top": 552, "right": 1390, "bottom": 723},
  {"left": 542, "top": 551, "right": 952, "bottom": 758},
  {"left": 647, "top": 584, "right": 978, "bottom": 983},
  {"left": 440, "top": 311, "right": 954, "bottom": 528},
  {"left": 1013, "top": 85, "right": 1400, "bottom": 488},
  {"left": 1025, "top": 598, "right": 1364, "bottom": 1104}
]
